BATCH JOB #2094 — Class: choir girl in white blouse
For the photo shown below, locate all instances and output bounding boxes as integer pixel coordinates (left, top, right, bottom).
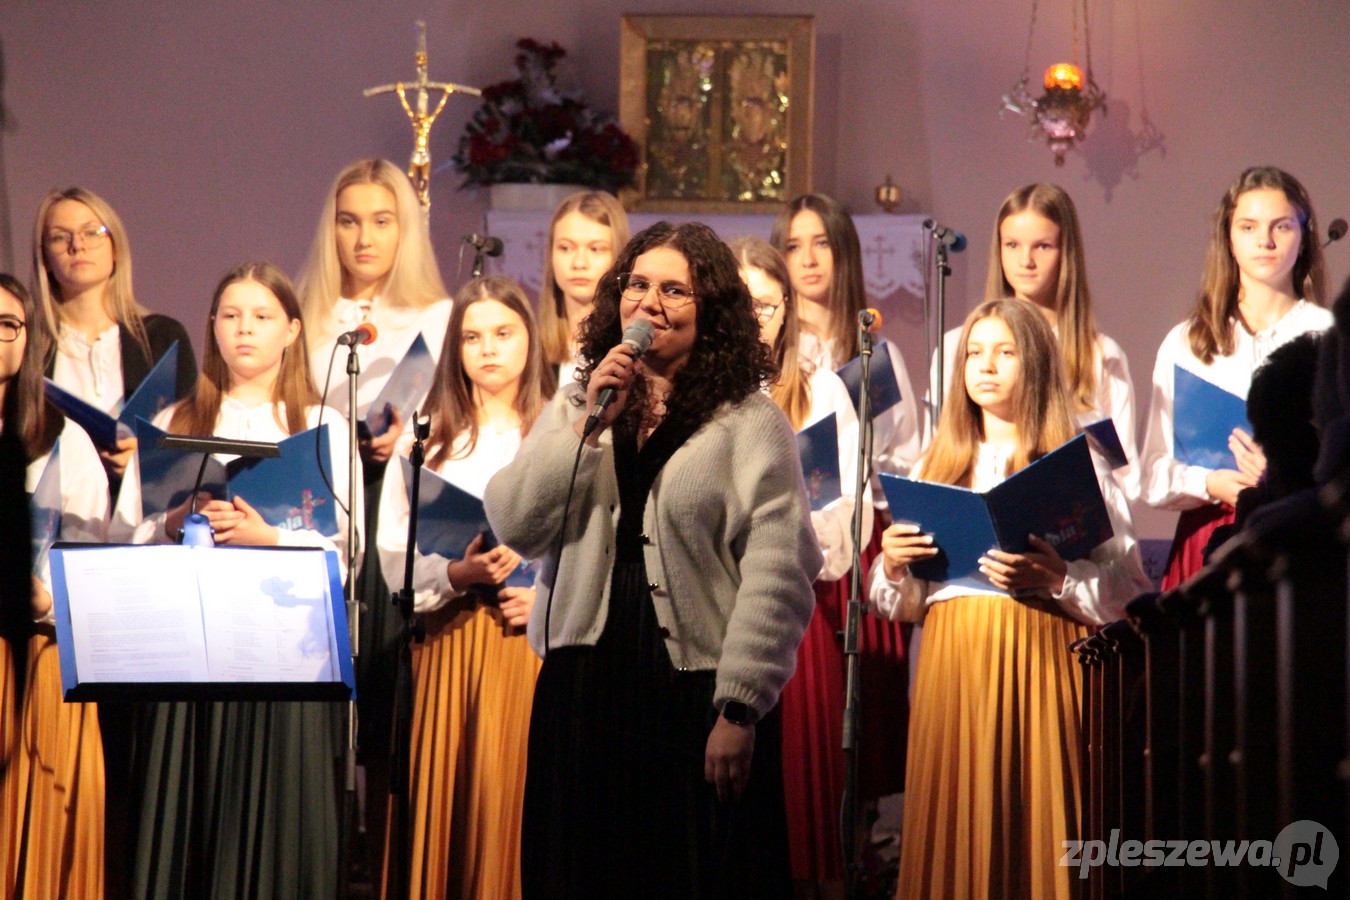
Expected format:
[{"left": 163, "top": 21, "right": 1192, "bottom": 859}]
[
  {"left": 121, "top": 261, "right": 357, "bottom": 900},
  {"left": 1, "top": 272, "right": 109, "bottom": 899},
  {"left": 871, "top": 298, "right": 1149, "bottom": 899},
  {"left": 33, "top": 187, "right": 198, "bottom": 482},
  {"left": 1141, "top": 166, "right": 1330, "bottom": 588},
  {"left": 538, "top": 190, "right": 629, "bottom": 387},
  {"left": 929, "top": 184, "right": 1139, "bottom": 500},
  {"left": 376, "top": 275, "right": 555, "bottom": 898}
]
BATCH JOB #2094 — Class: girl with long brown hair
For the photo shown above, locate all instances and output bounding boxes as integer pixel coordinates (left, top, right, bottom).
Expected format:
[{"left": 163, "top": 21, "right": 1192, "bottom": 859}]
[
  {"left": 375, "top": 275, "right": 555, "bottom": 898},
  {"left": 873, "top": 299, "right": 1149, "bottom": 899},
  {"left": 118, "top": 261, "right": 358, "bottom": 899},
  {"left": 1141, "top": 167, "right": 1331, "bottom": 588},
  {"left": 1, "top": 273, "right": 109, "bottom": 898}
]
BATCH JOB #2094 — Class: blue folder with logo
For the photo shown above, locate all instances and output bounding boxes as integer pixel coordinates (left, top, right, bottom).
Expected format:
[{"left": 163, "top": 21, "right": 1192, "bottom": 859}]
[
  {"left": 44, "top": 341, "right": 180, "bottom": 449},
  {"left": 399, "top": 456, "right": 536, "bottom": 589},
  {"left": 796, "top": 414, "right": 842, "bottom": 511},
  {"left": 879, "top": 434, "right": 1113, "bottom": 590},
  {"left": 837, "top": 340, "right": 902, "bottom": 418},
  {"left": 30, "top": 440, "right": 62, "bottom": 571},
  {"left": 135, "top": 419, "right": 339, "bottom": 536},
  {"left": 1172, "top": 366, "right": 1251, "bottom": 470},
  {"left": 366, "top": 333, "right": 436, "bottom": 438}
]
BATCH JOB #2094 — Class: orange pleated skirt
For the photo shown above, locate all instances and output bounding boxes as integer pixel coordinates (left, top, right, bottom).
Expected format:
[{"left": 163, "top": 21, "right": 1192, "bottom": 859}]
[
  {"left": 384, "top": 603, "right": 541, "bottom": 900},
  {"left": 0, "top": 631, "right": 104, "bottom": 900},
  {"left": 896, "top": 595, "right": 1090, "bottom": 900}
]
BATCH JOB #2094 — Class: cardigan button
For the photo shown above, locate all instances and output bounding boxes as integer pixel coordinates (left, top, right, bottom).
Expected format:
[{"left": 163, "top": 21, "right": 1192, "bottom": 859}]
[
  {"left": 640, "top": 532, "right": 651, "bottom": 544},
  {"left": 657, "top": 625, "right": 671, "bottom": 638},
  {"left": 648, "top": 581, "right": 660, "bottom": 591}
]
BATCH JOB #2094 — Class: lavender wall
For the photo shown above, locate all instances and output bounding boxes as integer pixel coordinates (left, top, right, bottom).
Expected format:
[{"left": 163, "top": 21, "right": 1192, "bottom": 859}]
[{"left": 5, "top": 0, "right": 1349, "bottom": 535}]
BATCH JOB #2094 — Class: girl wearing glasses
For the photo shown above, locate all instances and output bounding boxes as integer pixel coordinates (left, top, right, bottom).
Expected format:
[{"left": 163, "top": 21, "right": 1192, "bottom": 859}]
[
  {"left": 771, "top": 193, "right": 920, "bottom": 887},
  {"left": 375, "top": 275, "right": 555, "bottom": 898},
  {"left": 539, "top": 191, "right": 630, "bottom": 386},
  {"left": 33, "top": 187, "right": 199, "bottom": 483},
  {"left": 485, "top": 222, "right": 820, "bottom": 895},
  {"left": 1, "top": 273, "right": 110, "bottom": 899},
  {"left": 117, "top": 261, "right": 357, "bottom": 899}
]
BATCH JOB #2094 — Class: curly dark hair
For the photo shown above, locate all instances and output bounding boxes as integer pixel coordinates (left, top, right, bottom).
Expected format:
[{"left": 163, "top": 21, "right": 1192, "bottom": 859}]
[{"left": 575, "top": 221, "right": 776, "bottom": 432}]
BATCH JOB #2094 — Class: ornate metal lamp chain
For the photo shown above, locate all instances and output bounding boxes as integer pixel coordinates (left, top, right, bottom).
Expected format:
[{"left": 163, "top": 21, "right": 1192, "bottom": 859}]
[{"left": 1021, "top": 0, "right": 1039, "bottom": 80}]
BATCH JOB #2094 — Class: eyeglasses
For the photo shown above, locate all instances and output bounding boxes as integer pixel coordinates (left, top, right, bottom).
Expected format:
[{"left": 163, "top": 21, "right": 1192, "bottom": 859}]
[
  {"left": 618, "top": 273, "right": 697, "bottom": 309},
  {"left": 43, "top": 225, "right": 111, "bottom": 252},
  {"left": 751, "top": 298, "right": 783, "bottom": 320},
  {"left": 0, "top": 318, "right": 25, "bottom": 343}
]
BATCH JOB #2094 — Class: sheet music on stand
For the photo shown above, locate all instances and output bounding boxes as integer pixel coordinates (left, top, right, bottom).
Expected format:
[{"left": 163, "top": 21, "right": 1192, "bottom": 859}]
[{"left": 49, "top": 543, "right": 355, "bottom": 702}]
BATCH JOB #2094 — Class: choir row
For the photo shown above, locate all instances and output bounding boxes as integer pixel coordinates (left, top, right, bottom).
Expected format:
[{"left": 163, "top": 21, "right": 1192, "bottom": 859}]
[{"left": 3, "top": 158, "right": 1332, "bottom": 898}]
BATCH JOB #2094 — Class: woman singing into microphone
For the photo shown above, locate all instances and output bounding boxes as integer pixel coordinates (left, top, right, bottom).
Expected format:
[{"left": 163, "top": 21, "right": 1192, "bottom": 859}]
[{"left": 484, "top": 221, "right": 821, "bottom": 895}]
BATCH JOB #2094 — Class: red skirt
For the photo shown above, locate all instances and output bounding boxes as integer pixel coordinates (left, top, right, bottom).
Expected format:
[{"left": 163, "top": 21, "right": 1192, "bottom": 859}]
[
  {"left": 780, "top": 512, "right": 911, "bottom": 881},
  {"left": 1160, "top": 503, "right": 1235, "bottom": 591}
]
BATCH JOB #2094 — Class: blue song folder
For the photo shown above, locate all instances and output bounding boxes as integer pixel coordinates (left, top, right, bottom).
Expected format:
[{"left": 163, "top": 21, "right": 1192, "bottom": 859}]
[
  {"left": 366, "top": 333, "right": 436, "bottom": 438},
  {"left": 1172, "top": 366, "right": 1251, "bottom": 470},
  {"left": 30, "top": 440, "right": 61, "bottom": 571},
  {"left": 837, "top": 340, "right": 902, "bottom": 418},
  {"left": 1083, "top": 418, "right": 1128, "bottom": 470},
  {"left": 43, "top": 341, "right": 180, "bottom": 449},
  {"left": 399, "top": 456, "right": 537, "bottom": 589},
  {"left": 879, "top": 434, "right": 1113, "bottom": 590},
  {"left": 796, "top": 414, "right": 842, "bottom": 511},
  {"left": 135, "top": 419, "right": 339, "bottom": 536}
]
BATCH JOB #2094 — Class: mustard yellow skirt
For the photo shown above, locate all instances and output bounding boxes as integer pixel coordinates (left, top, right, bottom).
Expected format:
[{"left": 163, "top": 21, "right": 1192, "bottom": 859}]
[
  {"left": 897, "top": 595, "right": 1091, "bottom": 900},
  {"left": 0, "top": 632, "right": 104, "bottom": 900},
  {"left": 386, "top": 603, "right": 541, "bottom": 900}
]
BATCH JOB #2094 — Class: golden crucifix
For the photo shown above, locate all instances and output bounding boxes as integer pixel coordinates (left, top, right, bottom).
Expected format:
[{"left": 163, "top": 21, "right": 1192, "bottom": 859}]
[{"left": 364, "top": 21, "right": 481, "bottom": 215}]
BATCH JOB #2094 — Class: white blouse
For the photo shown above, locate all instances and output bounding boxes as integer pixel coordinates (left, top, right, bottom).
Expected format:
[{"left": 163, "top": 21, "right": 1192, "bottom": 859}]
[
  {"left": 799, "top": 331, "right": 922, "bottom": 508},
  {"left": 868, "top": 442, "right": 1151, "bottom": 627},
  {"left": 376, "top": 424, "right": 524, "bottom": 614},
  {"left": 797, "top": 366, "right": 871, "bottom": 582},
  {"left": 27, "top": 418, "right": 111, "bottom": 622},
  {"left": 114, "top": 397, "right": 361, "bottom": 566},
  {"left": 928, "top": 325, "right": 1140, "bottom": 501},
  {"left": 1141, "top": 300, "right": 1333, "bottom": 511},
  {"left": 51, "top": 322, "right": 124, "bottom": 415},
  {"left": 309, "top": 296, "right": 453, "bottom": 420}
]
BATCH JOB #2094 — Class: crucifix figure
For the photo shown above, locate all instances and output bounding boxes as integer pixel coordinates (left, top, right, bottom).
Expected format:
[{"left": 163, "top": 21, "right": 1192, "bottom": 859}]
[{"left": 364, "top": 21, "right": 481, "bottom": 216}]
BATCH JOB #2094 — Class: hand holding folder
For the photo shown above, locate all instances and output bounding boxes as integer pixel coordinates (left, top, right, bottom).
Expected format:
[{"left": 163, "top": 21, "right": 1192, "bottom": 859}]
[
  {"left": 400, "top": 456, "right": 538, "bottom": 593},
  {"left": 135, "top": 419, "right": 339, "bottom": 536},
  {"left": 879, "top": 434, "right": 1113, "bottom": 590},
  {"left": 44, "top": 341, "right": 180, "bottom": 450}
]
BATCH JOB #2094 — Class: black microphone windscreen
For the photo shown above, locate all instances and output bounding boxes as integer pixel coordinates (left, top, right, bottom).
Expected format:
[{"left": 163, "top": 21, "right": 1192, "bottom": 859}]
[{"left": 1330, "top": 218, "right": 1347, "bottom": 242}]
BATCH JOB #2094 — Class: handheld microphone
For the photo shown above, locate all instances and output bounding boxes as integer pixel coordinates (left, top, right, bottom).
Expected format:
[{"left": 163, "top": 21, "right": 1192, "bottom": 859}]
[
  {"left": 923, "top": 218, "right": 968, "bottom": 253},
  {"left": 1324, "top": 218, "right": 1347, "bottom": 248},
  {"left": 336, "top": 322, "right": 379, "bottom": 347},
  {"left": 584, "top": 319, "right": 656, "bottom": 437},
  {"left": 464, "top": 233, "right": 505, "bottom": 257},
  {"left": 858, "top": 308, "right": 884, "bottom": 333}
]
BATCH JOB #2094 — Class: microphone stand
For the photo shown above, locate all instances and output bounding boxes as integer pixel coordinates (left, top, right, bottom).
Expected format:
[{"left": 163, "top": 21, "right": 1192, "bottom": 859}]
[
  {"left": 337, "top": 341, "right": 363, "bottom": 896},
  {"left": 385, "top": 415, "right": 429, "bottom": 899},
  {"left": 471, "top": 248, "right": 488, "bottom": 278},
  {"left": 841, "top": 317, "right": 875, "bottom": 899},
  {"left": 931, "top": 232, "right": 953, "bottom": 425}
]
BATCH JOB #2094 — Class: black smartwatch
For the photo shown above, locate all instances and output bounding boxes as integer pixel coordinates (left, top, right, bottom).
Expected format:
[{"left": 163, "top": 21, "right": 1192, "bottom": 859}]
[{"left": 721, "top": 700, "right": 759, "bottom": 726}]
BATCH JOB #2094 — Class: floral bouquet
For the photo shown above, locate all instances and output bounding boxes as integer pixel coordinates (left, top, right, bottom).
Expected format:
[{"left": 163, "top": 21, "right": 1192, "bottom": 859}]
[{"left": 453, "top": 38, "right": 638, "bottom": 193}]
